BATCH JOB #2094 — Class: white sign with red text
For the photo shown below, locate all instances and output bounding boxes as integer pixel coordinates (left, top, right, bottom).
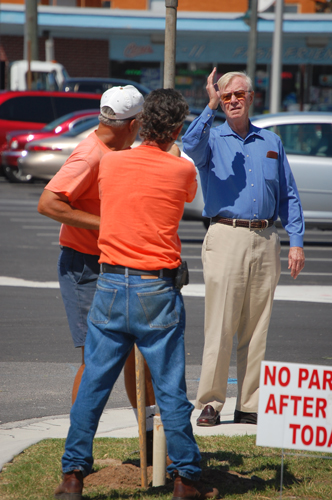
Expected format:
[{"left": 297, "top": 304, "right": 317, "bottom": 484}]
[{"left": 256, "top": 361, "right": 332, "bottom": 452}]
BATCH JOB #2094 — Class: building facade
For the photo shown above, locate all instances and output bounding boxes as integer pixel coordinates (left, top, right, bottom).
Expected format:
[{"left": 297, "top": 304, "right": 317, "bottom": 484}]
[{"left": 0, "top": 2, "right": 332, "bottom": 112}]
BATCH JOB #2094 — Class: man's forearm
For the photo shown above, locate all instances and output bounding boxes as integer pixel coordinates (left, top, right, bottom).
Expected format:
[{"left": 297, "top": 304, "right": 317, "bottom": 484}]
[{"left": 38, "top": 190, "right": 100, "bottom": 230}]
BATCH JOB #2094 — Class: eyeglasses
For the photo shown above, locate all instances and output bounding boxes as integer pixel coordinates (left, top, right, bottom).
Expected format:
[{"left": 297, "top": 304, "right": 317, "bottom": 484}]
[{"left": 220, "top": 90, "right": 251, "bottom": 103}]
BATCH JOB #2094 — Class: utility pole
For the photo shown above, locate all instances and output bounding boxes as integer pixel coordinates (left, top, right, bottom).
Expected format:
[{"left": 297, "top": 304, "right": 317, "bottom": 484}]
[
  {"left": 24, "top": 0, "right": 39, "bottom": 61},
  {"left": 246, "top": 0, "right": 258, "bottom": 88},
  {"left": 151, "top": 1, "right": 179, "bottom": 487},
  {"left": 163, "top": 0, "right": 178, "bottom": 89},
  {"left": 270, "top": 0, "right": 284, "bottom": 113},
  {"left": 245, "top": 0, "right": 258, "bottom": 116}
]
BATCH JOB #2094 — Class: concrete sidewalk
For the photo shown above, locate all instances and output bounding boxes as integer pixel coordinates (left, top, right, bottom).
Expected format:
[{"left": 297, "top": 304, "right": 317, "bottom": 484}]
[{"left": 0, "top": 398, "right": 256, "bottom": 471}]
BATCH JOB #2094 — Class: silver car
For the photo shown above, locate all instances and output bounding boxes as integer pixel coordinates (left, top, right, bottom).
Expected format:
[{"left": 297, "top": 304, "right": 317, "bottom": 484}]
[
  {"left": 19, "top": 112, "right": 224, "bottom": 226},
  {"left": 18, "top": 111, "right": 225, "bottom": 181},
  {"left": 183, "top": 112, "right": 332, "bottom": 230},
  {"left": 21, "top": 111, "right": 332, "bottom": 229},
  {"left": 251, "top": 112, "right": 332, "bottom": 230},
  {"left": 18, "top": 117, "right": 101, "bottom": 181}
]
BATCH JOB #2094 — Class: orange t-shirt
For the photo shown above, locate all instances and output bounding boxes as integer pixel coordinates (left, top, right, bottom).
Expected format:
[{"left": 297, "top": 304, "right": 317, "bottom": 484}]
[
  {"left": 45, "top": 131, "right": 109, "bottom": 255},
  {"left": 98, "top": 144, "right": 197, "bottom": 270}
]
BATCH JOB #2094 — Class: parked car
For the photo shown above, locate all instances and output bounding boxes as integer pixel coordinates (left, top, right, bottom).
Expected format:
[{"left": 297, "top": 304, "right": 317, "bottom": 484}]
[
  {"left": 18, "top": 116, "right": 101, "bottom": 181},
  {"left": 184, "top": 111, "right": 332, "bottom": 229},
  {"left": 2, "top": 109, "right": 99, "bottom": 183},
  {"left": 61, "top": 77, "right": 152, "bottom": 97},
  {"left": 17, "top": 112, "right": 225, "bottom": 183},
  {"left": 0, "top": 90, "right": 101, "bottom": 164},
  {"left": 250, "top": 112, "right": 332, "bottom": 229}
]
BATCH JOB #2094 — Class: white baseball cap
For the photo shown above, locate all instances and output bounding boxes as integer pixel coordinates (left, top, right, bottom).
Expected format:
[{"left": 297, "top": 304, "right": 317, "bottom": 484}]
[{"left": 100, "top": 85, "right": 144, "bottom": 120}]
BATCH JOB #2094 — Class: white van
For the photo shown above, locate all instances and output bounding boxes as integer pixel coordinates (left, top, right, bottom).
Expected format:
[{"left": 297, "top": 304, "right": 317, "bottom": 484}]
[{"left": 9, "top": 60, "right": 69, "bottom": 91}]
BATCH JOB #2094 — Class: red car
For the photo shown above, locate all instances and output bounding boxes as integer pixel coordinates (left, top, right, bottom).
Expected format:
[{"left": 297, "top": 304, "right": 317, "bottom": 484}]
[
  {"left": 2, "top": 109, "right": 99, "bottom": 182},
  {"left": 0, "top": 90, "right": 101, "bottom": 177}
]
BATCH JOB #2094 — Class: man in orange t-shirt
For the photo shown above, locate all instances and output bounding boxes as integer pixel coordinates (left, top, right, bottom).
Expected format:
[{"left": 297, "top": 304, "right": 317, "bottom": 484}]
[
  {"left": 38, "top": 87, "right": 156, "bottom": 429},
  {"left": 55, "top": 89, "right": 219, "bottom": 500}
]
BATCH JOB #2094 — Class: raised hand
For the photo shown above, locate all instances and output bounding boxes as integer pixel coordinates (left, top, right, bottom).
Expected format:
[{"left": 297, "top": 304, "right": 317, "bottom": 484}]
[{"left": 206, "top": 67, "right": 221, "bottom": 110}]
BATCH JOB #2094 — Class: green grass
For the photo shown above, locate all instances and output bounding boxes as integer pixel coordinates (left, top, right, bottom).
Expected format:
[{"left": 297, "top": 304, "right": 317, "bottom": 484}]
[{"left": 0, "top": 435, "right": 331, "bottom": 499}]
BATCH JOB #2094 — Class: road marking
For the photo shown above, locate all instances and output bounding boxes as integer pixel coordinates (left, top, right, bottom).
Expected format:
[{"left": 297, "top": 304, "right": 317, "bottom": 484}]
[
  {"left": 22, "top": 226, "right": 60, "bottom": 230},
  {"left": 0, "top": 277, "right": 59, "bottom": 288},
  {"left": 280, "top": 271, "right": 332, "bottom": 276},
  {"left": 36, "top": 233, "right": 60, "bottom": 237},
  {"left": 183, "top": 255, "right": 332, "bottom": 262},
  {"left": 187, "top": 268, "right": 332, "bottom": 277},
  {"left": 182, "top": 284, "right": 332, "bottom": 303},
  {"left": 0, "top": 277, "right": 332, "bottom": 303}
]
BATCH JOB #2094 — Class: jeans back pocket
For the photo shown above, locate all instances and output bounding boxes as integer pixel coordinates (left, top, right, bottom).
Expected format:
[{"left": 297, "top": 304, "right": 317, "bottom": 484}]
[{"left": 138, "top": 287, "right": 180, "bottom": 329}]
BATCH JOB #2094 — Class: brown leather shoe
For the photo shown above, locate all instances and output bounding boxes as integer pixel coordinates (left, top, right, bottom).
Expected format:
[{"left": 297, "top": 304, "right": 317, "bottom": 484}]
[
  {"left": 54, "top": 470, "right": 83, "bottom": 499},
  {"left": 172, "top": 473, "right": 219, "bottom": 499},
  {"left": 196, "top": 405, "right": 220, "bottom": 427}
]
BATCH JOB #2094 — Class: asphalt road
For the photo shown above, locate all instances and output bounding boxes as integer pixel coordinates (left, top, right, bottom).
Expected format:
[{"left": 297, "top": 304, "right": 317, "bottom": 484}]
[{"left": 0, "top": 177, "right": 331, "bottom": 424}]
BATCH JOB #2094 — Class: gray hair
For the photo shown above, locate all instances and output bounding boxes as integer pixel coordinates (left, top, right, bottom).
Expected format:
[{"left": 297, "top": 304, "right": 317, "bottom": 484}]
[
  {"left": 217, "top": 71, "right": 253, "bottom": 93},
  {"left": 98, "top": 106, "right": 135, "bottom": 128}
]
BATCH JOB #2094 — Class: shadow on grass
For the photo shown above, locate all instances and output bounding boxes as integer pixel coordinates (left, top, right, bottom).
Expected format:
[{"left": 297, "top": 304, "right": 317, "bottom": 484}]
[
  {"left": 200, "top": 450, "right": 302, "bottom": 497},
  {"left": 82, "top": 450, "right": 302, "bottom": 500}
]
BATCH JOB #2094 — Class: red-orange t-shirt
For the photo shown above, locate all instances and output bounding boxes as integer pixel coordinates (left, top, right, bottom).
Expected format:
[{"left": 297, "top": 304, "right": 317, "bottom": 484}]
[
  {"left": 98, "top": 144, "right": 197, "bottom": 270},
  {"left": 45, "top": 131, "right": 109, "bottom": 255}
]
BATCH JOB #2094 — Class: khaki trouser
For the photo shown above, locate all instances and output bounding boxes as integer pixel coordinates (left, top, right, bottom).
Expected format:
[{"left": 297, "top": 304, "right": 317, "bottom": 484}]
[{"left": 196, "top": 222, "right": 281, "bottom": 413}]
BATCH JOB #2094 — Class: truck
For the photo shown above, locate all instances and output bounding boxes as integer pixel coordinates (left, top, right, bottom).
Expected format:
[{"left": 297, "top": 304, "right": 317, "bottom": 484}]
[{"left": 8, "top": 60, "right": 69, "bottom": 91}]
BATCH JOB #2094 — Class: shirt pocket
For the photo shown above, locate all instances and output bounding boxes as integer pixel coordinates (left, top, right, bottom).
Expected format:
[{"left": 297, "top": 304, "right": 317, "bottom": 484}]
[{"left": 262, "top": 157, "right": 279, "bottom": 181}]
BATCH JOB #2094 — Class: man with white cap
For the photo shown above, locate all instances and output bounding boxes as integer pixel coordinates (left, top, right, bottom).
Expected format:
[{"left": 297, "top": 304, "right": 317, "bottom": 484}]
[{"left": 38, "top": 86, "right": 156, "bottom": 438}]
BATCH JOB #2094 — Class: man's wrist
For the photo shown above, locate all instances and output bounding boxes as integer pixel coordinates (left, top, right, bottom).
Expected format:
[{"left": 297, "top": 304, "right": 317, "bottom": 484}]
[{"left": 208, "top": 102, "right": 219, "bottom": 111}]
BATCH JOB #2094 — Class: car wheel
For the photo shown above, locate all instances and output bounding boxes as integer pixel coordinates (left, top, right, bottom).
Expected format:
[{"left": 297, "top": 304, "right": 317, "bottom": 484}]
[{"left": 3, "top": 164, "right": 33, "bottom": 183}]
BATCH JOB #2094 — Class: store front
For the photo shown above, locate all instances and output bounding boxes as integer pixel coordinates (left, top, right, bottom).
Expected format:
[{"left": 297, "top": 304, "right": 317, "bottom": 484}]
[
  {"left": 1, "top": 5, "right": 332, "bottom": 114},
  {"left": 109, "top": 22, "right": 332, "bottom": 114}
]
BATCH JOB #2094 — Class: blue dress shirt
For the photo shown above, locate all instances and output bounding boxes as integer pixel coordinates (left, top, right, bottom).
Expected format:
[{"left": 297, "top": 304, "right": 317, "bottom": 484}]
[{"left": 182, "top": 105, "right": 305, "bottom": 248}]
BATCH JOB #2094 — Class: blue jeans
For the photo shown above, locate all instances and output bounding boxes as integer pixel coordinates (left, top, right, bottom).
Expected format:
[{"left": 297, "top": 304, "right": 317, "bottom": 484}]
[
  {"left": 58, "top": 247, "right": 100, "bottom": 347},
  {"left": 61, "top": 271, "right": 201, "bottom": 480}
]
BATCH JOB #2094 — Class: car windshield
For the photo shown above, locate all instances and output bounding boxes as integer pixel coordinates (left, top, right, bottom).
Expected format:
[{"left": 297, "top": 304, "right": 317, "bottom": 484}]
[{"left": 62, "top": 116, "right": 100, "bottom": 137}]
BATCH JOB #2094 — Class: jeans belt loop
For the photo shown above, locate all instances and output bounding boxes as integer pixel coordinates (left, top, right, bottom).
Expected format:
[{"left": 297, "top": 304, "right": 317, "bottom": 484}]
[
  {"left": 232, "top": 219, "right": 236, "bottom": 228},
  {"left": 248, "top": 220, "right": 251, "bottom": 230}
]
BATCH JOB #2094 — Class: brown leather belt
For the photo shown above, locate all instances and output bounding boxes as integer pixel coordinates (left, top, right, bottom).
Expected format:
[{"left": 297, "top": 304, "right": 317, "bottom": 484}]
[{"left": 211, "top": 216, "right": 274, "bottom": 229}]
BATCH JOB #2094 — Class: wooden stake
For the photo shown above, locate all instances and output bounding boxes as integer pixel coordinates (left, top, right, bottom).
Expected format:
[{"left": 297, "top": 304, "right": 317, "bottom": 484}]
[{"left": 135, "top": 344, "right": 147, "bottom": 488}]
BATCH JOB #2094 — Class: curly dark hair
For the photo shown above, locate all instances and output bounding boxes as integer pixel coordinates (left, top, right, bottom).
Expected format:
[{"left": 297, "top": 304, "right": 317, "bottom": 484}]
[{"left": 138, "top": 88, "right": 189, "bottom": 144}]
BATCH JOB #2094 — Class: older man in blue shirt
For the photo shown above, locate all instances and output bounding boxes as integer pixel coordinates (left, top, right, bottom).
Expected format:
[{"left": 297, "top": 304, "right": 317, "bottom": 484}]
[{"left": 182, "top": 68, "right": 305, "bottom": 427}]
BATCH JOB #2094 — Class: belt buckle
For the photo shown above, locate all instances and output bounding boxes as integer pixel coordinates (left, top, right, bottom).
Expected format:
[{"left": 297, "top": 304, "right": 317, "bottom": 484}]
[{"left": 264, "top": 219, "right": 269, "bottom": 229}]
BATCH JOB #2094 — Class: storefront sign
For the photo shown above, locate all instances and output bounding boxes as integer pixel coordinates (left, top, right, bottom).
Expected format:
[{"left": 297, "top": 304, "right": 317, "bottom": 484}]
[
  {"left": 123, "top": 43, "right": 154, "bottom": 58},
  {"left": 256, "top": 361, "right": 332, "bottom": 452},
  {"left": 232, "top": 45, "right": 332, "bottom": 64}
]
